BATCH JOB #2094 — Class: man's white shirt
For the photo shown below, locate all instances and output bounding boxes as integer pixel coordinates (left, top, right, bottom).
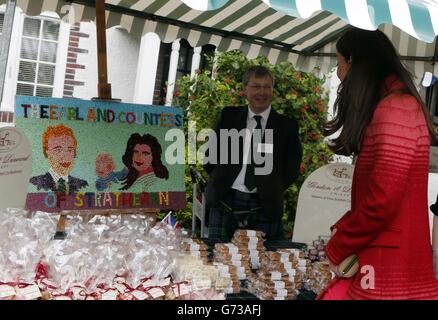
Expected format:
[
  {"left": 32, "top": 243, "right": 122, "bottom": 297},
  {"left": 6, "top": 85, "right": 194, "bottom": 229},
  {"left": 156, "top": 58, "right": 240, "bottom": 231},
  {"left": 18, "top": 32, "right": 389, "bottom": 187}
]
[{"left": 231, "top": 105, "right": 271, "bottom": 193}]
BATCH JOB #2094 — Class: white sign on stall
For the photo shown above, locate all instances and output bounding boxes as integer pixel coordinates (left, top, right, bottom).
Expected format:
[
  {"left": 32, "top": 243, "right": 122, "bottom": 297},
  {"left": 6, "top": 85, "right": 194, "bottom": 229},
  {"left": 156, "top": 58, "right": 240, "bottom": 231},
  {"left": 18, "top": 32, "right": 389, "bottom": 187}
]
[
  {"left": 292, "top": 163, "right": 353, "bottom": 245},
  {"left": 0, "top": 127, "right": 32, "bottom": 209}
]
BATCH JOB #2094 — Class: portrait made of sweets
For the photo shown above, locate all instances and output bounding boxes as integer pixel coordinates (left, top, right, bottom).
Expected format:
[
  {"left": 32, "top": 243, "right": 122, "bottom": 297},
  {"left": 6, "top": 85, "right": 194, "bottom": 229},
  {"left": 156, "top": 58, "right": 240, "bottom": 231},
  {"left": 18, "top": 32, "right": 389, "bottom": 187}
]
[{"left": 15, "top": 96, "right": 185, "bottom": 212}]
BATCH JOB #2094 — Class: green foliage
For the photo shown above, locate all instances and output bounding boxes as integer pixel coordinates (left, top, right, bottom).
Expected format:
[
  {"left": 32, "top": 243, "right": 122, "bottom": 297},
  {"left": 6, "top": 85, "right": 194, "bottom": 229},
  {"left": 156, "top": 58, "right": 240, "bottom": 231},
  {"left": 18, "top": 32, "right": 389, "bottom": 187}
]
[{"left": 173, "top": 50, "right": 333, "bottom": 238}]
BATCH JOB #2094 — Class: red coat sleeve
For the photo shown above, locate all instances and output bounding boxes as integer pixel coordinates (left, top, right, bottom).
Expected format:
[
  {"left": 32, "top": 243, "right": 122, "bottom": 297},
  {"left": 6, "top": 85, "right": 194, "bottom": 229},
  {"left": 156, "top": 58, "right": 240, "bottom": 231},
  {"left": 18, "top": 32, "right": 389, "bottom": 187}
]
[
  {"left": 325, "top": 96, "right": 421, "bottom": 265},
  {"left": 330, "top": 210, "right": 353, "bottom": 232}
]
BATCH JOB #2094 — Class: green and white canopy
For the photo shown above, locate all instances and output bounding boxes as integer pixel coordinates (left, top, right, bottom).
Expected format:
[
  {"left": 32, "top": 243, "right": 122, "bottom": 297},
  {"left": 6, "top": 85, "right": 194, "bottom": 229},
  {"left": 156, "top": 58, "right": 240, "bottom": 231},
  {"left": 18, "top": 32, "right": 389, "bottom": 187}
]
[
  {"left": 185, "top": 0, "right": 438, "bottom": 42},
  {"left": 1, "top": 0, "right": 437, "bottom": 80}
]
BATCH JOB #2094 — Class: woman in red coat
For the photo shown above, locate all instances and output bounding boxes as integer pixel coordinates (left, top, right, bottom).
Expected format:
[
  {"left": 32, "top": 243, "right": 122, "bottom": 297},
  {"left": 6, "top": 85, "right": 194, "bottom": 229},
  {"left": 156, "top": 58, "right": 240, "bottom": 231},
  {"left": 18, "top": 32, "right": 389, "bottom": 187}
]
[{"left": 320, "top": 28, "right": 438, "bottom": 300}]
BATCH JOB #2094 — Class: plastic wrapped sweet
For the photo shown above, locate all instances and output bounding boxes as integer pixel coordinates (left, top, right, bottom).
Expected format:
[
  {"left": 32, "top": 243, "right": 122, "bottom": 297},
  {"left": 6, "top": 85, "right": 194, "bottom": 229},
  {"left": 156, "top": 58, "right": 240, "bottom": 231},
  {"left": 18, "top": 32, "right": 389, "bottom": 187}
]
[
  {"left": 43, "top": 216, "right": 104, "bottom": 291},
  {"left": 124, "top": 223, "right": 184, "bottom": 288},
  {"left": 147, "top": 223, "right": 184, "bottom": 251},
  {"left": 43, "top": 214, "right": 134, "bottom": 291},
  {"left": 181, "top": 238, "right": 209, "bottom": 264},
  {"left": 0, "top": 208, "right": 58, "bottom": 285},
  {"left": 42, "top": 213, "right": 184, "bottom": 295},
  {"left": 43, "top": 239, "right": 89, "bottom": 292},
  {"left": 302, "top": 261, "right": 334, "bottom": 294},
  {"left": 300, "top": 236, "right": 334, "bottom": 294},
  {"left": 244, "top": 247, "right": 306, "bottom": 300},
  {"left": 246, "top": 273, "right": 298, "bottom": 300},
  {"left": 212, "top": 229, "right": 264, "bottom": 283},
  {"left": 308, "top": 236, "right": 329, "bottom": 262},
  {"left": 127, "top": 243, "right": 176, "bottom": 288},
  {"left": 2, "top": 209, "right": 227, "bottom": 300}
]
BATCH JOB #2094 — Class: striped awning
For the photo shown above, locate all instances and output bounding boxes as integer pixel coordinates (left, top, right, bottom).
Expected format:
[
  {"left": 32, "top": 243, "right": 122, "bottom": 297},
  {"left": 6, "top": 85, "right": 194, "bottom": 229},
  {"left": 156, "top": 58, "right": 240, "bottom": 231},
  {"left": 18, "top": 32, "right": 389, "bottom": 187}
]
[
  {"left": 1, "top": 0, "right": 437, "bottom": 81},
  {"left": 189, "top": 0, "right": 438, "bottom": 43}
]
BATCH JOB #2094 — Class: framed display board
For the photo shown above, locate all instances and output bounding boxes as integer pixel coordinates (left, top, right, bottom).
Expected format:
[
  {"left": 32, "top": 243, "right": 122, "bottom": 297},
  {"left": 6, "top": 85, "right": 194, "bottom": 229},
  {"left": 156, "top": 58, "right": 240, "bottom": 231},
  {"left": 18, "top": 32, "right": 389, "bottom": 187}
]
[{"left": 15, "top": 96, "right": 186, "bottom": 212}]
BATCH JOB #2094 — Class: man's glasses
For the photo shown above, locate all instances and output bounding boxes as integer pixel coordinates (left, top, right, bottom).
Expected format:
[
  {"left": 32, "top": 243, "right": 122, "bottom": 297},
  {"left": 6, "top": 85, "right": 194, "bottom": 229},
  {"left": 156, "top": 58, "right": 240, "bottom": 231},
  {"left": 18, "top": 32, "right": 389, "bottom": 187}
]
[{"left": 247, "top": 84, "right": 273, "bottom": 91}]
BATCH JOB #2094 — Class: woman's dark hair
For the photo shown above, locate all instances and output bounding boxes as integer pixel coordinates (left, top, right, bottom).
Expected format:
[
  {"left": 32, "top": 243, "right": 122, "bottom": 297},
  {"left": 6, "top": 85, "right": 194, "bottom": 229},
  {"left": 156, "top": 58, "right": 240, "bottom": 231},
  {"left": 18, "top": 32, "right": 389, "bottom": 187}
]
[
  {"left": 120, "top": 133, "right": 169, "bottom": 190},
  {"left": 325, "top": 28, "right": 436, "bottom": 156}
]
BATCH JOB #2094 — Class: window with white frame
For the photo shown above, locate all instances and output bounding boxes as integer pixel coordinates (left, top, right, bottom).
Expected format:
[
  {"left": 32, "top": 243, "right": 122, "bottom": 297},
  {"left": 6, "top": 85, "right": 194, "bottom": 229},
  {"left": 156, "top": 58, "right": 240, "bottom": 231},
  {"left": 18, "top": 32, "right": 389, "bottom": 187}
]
[
  {"left": 0, "top": 12, "right": 4, "bottom": 35},
  {"left": 16, "top": 16, "right": 60, "bottom": 97}
]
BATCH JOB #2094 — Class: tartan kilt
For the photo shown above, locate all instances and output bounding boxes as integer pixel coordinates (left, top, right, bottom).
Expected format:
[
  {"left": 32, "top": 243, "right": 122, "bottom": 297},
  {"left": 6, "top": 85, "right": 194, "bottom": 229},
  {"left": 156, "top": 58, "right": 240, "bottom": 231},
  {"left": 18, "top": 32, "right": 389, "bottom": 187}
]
[
  {"left": 207, "top": 205, "right": 237, "bottom": 242},
  {"left": 207, "top": 192, "right": 283, "bottom": 242}
]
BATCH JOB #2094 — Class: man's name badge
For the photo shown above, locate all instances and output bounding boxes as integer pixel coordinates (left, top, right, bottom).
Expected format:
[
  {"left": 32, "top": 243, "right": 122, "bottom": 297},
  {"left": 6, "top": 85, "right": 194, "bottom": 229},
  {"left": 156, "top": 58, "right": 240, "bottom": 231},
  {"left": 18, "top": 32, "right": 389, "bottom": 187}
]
[{"left": 257, "top": 143, "right": 273, "bottom": 153}]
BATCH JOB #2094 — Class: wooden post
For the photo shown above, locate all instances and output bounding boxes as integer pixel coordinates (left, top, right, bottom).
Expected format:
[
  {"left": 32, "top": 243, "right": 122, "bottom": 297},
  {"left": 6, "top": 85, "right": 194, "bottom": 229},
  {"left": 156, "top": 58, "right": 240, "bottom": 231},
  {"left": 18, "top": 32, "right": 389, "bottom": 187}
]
[
  {"left": 54, "top": 214, "right": 67, "bottom": 239},
  {"left": 95, "top": 0, "right": 112, "bottom": 100}
]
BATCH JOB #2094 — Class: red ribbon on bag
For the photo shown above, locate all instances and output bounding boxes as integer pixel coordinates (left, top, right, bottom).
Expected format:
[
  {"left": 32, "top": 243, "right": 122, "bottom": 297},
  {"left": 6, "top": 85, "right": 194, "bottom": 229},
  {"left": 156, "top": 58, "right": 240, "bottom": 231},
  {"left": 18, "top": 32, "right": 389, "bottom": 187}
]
[
  {"left": 50, "top": 290, "right": 74, "bottom": 300},
  {"left": 0, "top": 281, "right": 36, "bottom": 289},
  {"left": 0, "top": 281, "right": 19, "bottom": 287},
  {"left": 140, "top": 277, "right": 153, "bottom": 284},
  {"left": 38, "top": 278, "right": 59, "bottom": 291},
  {"left": 78, "top": 289, "right": 101, "bottom": 300},
  {"left": 63, "top": 285, "right": 89, "bottom": 300},
  {"left": 98, "top": 286, "right": 119, "bottom": 299},
  {"left": 78, "top": 289, "right": 88, "bottom": 298},
  {"left": 35, "top": 262, "right": 49, "bottom": 281},
  {"left": 85, "top": 292, "right": 101, "bottom": 300},
  {"left": 143, "top": 285, "right": 162, "bottom": 291},
  {"left": 171, "top": 281, "right": 190, "bottom": 300},
  {"left": 122, "top": 282, "right": 136, "bottom": 293},
  {"left": 117, "top": 292, "right": 136, "bottom": 300},
  {"left": 142, "top": 285, "right": 164, "bottom": 299},
  {"left": 16, "top": 282, "right": 33, "bottom": 289},
  {"left": 96, "top": 283, "right": 115, "bottom": 292}
]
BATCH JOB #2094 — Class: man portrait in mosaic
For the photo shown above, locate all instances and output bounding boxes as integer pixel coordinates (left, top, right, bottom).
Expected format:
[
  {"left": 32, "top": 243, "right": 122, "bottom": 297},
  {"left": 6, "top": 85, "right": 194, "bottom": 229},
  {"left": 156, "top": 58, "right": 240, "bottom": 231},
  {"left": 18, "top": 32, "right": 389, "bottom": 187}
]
[{"left": 30, "top": 124, "right": 88, "bottom": 194}]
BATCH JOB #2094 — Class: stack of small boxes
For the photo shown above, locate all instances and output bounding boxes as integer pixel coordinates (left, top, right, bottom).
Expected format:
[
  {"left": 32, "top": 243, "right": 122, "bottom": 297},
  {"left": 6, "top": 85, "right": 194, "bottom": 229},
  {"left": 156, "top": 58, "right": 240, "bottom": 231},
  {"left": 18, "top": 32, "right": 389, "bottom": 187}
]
[
  {"left": 212, "top": 262, "right": 241, "bottom": 294},
  {"left": 212, "top": 229, "right": 266, "bottom": 294},
  {"left": 181, "top": 238, "right": 210, "bottom": 265},
  {"left": 231, "top": 230, "right": 265, "bottom": 270},
  {"left": 247, "top": 248, "right": 307, "bottom": 300},
  {"left": 304, "top": 236, "right": 334, "bottom": 294},
  {"left": 180, "top": 231, "right": 334, "bottom": 298},
  {"left": 305, "top": 261, "right": 333, "bottom": 295},
  {"left": 212, "top": 243, "right": 247, "bottom": 294},
  {"left": 307, "top": 236, "right": 330, "bottom": 263}
]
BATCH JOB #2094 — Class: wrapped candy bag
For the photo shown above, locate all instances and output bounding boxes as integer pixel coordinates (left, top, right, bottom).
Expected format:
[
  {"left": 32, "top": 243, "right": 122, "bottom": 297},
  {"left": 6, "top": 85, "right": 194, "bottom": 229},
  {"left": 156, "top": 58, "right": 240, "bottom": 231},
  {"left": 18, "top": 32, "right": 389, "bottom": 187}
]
[
  {"left": 0, "top": 208, "right": 58, "bottom": 300},
  {"left": 125, "top": 223, "right": 182, "bottom": 289},
  {"left": 3, "top": 210, "right": 226, "bottom": 300},
  {"left": 42, "top": 214, "right": 124, "bottom": 293},
  {"left": 42, "top": 213, "right": 160, "bottom": 296},
  {"left": 0, "top": 208, "right": 57, "bottom": 284}
]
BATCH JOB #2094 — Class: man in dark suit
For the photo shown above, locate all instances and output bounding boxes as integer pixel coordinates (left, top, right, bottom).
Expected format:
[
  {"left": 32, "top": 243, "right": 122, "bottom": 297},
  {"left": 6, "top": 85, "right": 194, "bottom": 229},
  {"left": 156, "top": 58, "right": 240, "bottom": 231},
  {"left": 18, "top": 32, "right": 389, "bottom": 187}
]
[
  {"left": 30, "top": 124, "right": 88, "bottom": 194},
  {"left": 204, "top": 66, "right": 302, "bottom": 241}
]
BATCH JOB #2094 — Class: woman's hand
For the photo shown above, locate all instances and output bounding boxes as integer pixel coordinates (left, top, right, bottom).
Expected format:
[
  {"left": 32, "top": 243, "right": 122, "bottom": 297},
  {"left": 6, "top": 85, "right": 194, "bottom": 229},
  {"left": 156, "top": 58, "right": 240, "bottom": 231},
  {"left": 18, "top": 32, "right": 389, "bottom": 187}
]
[
  {"left": 329, "top": 259, "right": 341, "bottom": 277},
  {"left": 433, "top": 249, "right": 438, "bottom": 281}
]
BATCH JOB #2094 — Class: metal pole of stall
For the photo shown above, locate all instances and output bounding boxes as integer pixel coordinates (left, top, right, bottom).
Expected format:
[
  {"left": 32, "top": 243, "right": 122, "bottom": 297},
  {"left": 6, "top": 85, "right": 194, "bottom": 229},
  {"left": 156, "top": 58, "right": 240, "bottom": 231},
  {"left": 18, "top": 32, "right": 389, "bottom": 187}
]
[{"left": 0, "top": 0, "right": 17, "bottom": 106}]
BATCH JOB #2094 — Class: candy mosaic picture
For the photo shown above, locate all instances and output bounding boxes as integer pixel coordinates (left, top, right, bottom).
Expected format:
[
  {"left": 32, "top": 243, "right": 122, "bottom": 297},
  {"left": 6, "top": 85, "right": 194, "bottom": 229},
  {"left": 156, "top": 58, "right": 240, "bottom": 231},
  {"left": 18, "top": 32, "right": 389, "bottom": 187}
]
[{"left": 15, "top": 96, "right": 186, "bottom": 212}]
